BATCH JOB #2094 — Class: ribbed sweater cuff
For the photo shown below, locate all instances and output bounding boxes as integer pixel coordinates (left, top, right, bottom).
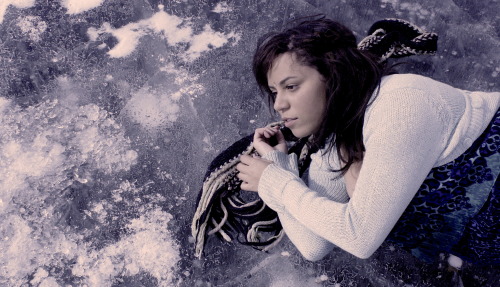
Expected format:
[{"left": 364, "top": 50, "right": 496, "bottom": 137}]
[
  {"left": 258, "top": 164, "right": 298, "bottom": 213},
  {"left": 262, "top": 150, "right": 299, "bottom": 176}
]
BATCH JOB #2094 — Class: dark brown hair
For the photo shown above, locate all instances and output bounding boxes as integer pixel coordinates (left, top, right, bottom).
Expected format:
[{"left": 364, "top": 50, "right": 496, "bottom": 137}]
[{"left": 253, "top": 16, "right": 394, "bottom": 173}]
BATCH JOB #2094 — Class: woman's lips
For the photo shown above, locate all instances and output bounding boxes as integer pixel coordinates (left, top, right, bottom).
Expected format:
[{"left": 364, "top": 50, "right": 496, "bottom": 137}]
[{"left": 283, "top": 118, "right": 297, "bottom": 128}]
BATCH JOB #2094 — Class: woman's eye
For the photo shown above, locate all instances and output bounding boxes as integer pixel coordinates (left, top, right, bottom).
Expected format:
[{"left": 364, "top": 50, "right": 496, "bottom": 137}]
[{"left": 286, "top": 85, "right": 297, "bottom": 90}]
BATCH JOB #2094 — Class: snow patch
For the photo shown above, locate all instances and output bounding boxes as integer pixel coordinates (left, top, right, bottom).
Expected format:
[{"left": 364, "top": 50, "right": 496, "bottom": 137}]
[
  {"left": 0, "top": 97, "right": 11, "bottom": 115},
  {"left": 0, "top": 94, "right": 181, "bottom": 286},
  {"left": 0, "top": 0, "right": 35, "bottom": 23},
  {"left": 0, "top": 215, "right": 41, "bottom": 280},
  {"left": 124, "top": 86, "right": 181, "bottom": 130},
  {"left": 124, "top": 84, "right": 203, "bottom": 131},
  {"left": 71, "top": 208, "right": 180, "bottom": 286},
  {"left": 160, "top": 62, "right": 199, "bottom": 85},
  {"left": 87, "top": 8, "right": 240, "bottom": 61},
  {"left": 213, "top": 2, "right": 233, "bottom": 13},
  {"left": 187, "top": 24, "right": 239, "bottom": 61},
  {"left": 16, "top": 15, "right": 47, "bottom": 42},
  {"left": 60, "top": 0, "right": 106, "bottom": 14}
]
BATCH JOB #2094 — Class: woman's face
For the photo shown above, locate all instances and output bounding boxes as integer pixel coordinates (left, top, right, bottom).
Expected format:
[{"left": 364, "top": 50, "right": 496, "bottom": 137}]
[{"left": 267, "top": 52, "right": 327, "bottom": 138}]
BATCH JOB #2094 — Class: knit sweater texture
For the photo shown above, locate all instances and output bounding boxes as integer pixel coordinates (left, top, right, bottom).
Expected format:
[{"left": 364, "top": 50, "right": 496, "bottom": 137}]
[{"left": 258, "top": 73, "right": 500, "bottom": 261}]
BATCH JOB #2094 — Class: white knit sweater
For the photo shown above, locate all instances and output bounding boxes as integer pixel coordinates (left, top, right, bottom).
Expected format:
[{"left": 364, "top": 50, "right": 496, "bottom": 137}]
[{"left": 258, "top": 73, "right": 500, "bottom": 261}]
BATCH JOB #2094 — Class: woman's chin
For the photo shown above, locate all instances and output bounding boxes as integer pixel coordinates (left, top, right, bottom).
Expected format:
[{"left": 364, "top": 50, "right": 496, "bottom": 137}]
[{"left": 289, "top": 129, "right": 309, "bottom": 139}]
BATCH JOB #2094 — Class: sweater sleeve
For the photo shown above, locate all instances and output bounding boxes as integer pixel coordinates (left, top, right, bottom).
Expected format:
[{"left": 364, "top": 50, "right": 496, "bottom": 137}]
[
  {"left": 258, "top": 88, "right": 448, "bottom": 259},
  {"left": 259, "top": 150, "right": 299, "bottom": 213},
  {"left": 260, "top": 150, "right": 335, "bottom": 260},
  {"left": 277, "top": 209, "right": 335, "bottom": 261}
]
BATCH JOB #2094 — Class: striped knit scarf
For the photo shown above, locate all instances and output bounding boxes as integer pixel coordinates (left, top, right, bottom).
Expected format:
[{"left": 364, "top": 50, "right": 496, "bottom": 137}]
[{"left": 191, "top": 124, "right": 311, "bottom": 258}]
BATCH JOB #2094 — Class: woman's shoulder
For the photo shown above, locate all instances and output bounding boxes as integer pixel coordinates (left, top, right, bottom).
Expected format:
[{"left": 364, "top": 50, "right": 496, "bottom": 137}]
[
  {"left": 375, "top": 73, "right": 472, "bottom": 112},
  {"left": 364, "top": 74, "right": 466, "bottom": 136},
  {"left": 380, "top": 73, "right": 451, "bottom": 93},
  {"left": 378, "top": 73, "right": 500, "bottom": 108}
]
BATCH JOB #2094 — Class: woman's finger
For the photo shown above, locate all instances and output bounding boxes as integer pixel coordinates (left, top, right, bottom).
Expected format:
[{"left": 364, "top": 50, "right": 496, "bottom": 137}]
[
  {"left": 236, "top": 170, "right": 249, "bottom": 182},
  {"left": 254, "top": 127, "right": 269, "bottom": 137},
  {"left": 264, "top": 126, "right": 279, "bottom": 137},
  {"left": 240, "top": 181, "right": 256, "bottom": 192},
  {"left": 274, "top": 129, "right": 285, "bottom": 143},
  {"left": 253, "top": 126, "right": 285, "bottom": 155},
  {"left": 264, "top": 128, "right": 275, "bottom": 138},
  {"left": 255, "top": 126, "right": 279, "bottom": 140},
  {"left": 239, "top": 154, "right": 253, "bottom": 165}
]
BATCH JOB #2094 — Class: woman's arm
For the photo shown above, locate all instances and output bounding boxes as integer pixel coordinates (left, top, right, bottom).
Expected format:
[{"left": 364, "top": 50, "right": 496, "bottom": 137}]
[
  {"left": 261, "top": 150, "right": 341, "bottom": 260},
  {"left": 258, "top": 88, "right": 448, "bottom": 258},
  {"left": 238, "top": 129, "right": 358, "bottom": 260},
  {"left": 238, "top": 148, "right": 341, "bottom": 260},
  {"left": 277, "top": 209, "right": 335, "bottom": 261},
  {"left": 237, "top": 125, "right": 339, "bottom": 259}
]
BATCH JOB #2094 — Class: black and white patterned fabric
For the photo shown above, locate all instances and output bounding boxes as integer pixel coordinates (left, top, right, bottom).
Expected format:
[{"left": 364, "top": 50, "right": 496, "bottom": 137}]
[
  {"left": 387, "top": 109, "right": 500, "bottom": 264},
  {"left": 358, "top": 18, "right": 438, "bottom": 62},
  {"left": 191, "top": 125, "right": 311, "bottom": 258}
]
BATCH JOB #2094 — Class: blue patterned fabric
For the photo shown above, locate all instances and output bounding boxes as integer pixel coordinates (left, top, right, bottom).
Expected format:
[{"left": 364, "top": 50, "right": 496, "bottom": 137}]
[{"left": 387, "top": 109, "right": 500, "bottom": 264}]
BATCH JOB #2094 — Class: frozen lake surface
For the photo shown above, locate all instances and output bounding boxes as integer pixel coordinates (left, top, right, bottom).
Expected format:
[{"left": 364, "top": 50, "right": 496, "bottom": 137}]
[{"left": 0, "top": 0, "right": 499, "bottom": 286}]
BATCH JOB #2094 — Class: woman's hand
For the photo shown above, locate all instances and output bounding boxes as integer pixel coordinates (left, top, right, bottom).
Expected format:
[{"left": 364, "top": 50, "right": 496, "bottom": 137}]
[
  {"left": 252, "top": 126, "right": 287, "bottom": 156},
  {"left": 236, "top": 155, "right": 272, "bottom": 192}
]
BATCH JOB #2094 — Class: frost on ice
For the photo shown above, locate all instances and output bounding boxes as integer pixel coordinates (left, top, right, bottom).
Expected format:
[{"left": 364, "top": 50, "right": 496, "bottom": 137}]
[
  {"left": 0, "top": 0, "right": 35, "bottom": 24},
  {"left": 71, "top": 208, "right": 180, "bottom": 286},
  {"left": 0, "top": 97, "right": 180, "bottom": 286},
  {"left": 16, "top": 15, "right": 47, "bottom": 42},
  {"left": 61, "top": 0, "right": 107, "bottom": 14},
  {"left": 124, "top": 83, "right": 204, "bottom": 131},
  {"left": 87, "top": 6, "right": 240, "bottom": 61}
]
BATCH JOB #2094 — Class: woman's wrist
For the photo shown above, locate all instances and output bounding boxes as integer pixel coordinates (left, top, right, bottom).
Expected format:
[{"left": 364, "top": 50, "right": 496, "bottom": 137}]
[{"left": 262, "top": 150, "right": 299, "bottom": 176}]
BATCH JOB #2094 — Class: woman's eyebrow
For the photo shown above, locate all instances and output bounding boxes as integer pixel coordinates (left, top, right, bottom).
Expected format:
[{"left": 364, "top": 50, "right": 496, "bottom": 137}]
[{"left": 269, "top": 76, "right": 298, "bottom": 89}]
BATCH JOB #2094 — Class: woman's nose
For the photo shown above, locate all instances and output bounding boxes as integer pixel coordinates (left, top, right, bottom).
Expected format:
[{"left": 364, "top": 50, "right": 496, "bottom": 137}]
[{"left": 273, "top": 92, "right": 289, "bottom": 112}]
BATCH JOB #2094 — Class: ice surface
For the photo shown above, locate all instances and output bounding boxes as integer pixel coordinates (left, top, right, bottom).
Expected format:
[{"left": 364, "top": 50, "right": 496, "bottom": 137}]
[{"left": 0, "top": 0, "right": 499, "bottom": 286}]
